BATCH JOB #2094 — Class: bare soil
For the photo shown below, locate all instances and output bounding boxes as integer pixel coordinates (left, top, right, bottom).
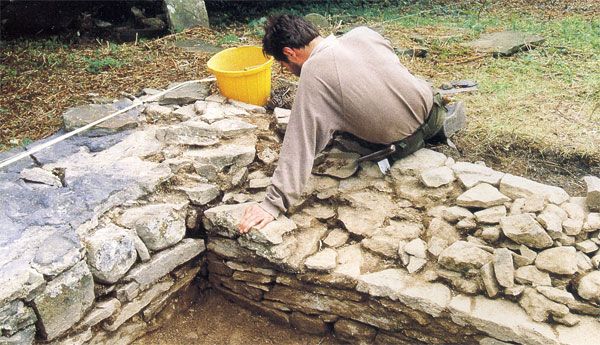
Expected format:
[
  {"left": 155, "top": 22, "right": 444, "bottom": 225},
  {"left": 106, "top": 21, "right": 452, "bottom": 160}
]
[{"left": 135, "top": 290, "right": 341, "bottom": 345}]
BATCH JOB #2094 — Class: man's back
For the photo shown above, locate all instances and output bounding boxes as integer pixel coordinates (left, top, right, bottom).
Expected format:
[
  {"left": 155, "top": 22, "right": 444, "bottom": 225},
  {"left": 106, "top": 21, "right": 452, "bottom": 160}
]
[{"left": 304, "top": 26, "right": 434, "bottom": 144}]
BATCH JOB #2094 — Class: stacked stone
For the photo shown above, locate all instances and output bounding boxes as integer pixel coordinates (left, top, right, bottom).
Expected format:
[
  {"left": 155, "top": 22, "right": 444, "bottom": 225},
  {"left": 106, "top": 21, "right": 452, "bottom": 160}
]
[
  {"left": 0, "top": 81, "right": 270, "bottom": 344},
  {"left": 204, "top": 209, "right": 484, "bottom": 344},
  {"left": 3, "top": 77, "right": 600, "bottom": 345},
  {"left": 431, "top": 166, "right": 600, "bottom": 326},
  {"left": 78, "top": 83, "right": 272, "bottom": 343},
  {"left": 201, "top": 141, "right": 600, "bottom": 344}
]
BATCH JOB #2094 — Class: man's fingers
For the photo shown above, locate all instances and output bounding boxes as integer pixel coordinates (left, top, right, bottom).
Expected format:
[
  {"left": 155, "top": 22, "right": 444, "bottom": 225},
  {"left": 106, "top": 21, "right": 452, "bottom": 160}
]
[
  {"left": 238, "top": 206, "right": 258, "bottom": 232},
  {"left": 239, "top": 214, "right": 262, "bottom": 233},
  {"left": 255, "top": 217, "right": 271, "bottom": 230},
  {"left": 238, "top": 205, "right": 274, "bottom": 234}
]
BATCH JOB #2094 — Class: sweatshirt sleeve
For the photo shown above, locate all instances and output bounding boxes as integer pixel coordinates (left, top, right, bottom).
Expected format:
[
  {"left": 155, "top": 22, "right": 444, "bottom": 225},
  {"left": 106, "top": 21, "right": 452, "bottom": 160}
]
[{"left": 259, "top": 62, "right": 340, "bottom": 218}]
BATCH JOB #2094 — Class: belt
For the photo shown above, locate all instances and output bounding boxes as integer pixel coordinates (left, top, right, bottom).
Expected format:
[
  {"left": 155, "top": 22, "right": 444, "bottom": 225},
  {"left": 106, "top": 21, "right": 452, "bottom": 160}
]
[
  {"left": 394, "top": 92, "right": 445, "bottom": 150},
  {"left": 356, "top": 92, "right": 446, "bottom": 164}
]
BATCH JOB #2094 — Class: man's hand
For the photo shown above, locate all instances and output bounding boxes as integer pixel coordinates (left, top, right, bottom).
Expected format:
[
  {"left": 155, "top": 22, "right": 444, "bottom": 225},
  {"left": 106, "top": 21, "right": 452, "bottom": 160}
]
[{"left": 238, "top": 205, "right": 275, "bottom": 234}]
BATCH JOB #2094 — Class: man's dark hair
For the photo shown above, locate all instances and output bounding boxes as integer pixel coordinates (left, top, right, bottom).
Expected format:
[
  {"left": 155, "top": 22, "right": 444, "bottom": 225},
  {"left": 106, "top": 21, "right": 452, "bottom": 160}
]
[{"left": 262, "top": 14, "right": 320, "bottom": 62}]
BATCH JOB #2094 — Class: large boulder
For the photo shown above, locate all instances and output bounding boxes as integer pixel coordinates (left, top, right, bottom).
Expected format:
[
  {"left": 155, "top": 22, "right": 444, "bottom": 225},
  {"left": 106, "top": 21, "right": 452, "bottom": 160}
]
[
  {"left": 438, "top": 241, "right": 493, "bottom": 272},
  {"left": 84, "top": 224, "right": 137, "bottom": 284},
  {"left": 535, "top": 246, "right": 578, "bottom": 275},
  {"left": 117, "top": 203, "right": 187, "bottom": 251},
  {"left": 500, "top": 214, "right": 553, "bottom": 249},
  {"left": 578, "top": 271, "right": 600, "bottom": 303}
]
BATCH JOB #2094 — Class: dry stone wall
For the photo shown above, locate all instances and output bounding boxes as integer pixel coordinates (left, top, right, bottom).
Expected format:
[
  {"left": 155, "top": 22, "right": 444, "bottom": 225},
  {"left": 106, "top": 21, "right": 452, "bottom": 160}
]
[{"left": 2, "top": 79, "right": 600, "bottom": 344}]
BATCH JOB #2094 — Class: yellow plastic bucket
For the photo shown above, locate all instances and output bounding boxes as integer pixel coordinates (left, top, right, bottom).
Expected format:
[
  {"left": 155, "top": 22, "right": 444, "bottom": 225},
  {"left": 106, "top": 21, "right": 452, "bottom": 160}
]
[{"left": 207, "top": 46, "right": 274, "bottom": 106}]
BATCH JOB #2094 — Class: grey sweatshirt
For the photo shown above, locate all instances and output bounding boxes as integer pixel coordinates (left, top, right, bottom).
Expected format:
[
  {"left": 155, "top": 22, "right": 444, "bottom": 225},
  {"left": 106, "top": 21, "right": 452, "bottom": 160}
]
[{"left": 260, "top": 27, "right": 434, "bottom": 217}]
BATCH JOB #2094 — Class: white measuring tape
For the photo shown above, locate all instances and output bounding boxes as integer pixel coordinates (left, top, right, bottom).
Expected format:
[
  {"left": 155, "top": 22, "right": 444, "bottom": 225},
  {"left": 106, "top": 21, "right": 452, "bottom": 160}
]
[{"left": 0, "top": 77, "right": 216, "bottom": 170}]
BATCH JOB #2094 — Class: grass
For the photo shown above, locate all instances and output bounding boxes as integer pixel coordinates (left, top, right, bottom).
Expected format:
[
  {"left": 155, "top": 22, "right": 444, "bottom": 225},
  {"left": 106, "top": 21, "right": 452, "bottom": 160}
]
[
  {"left": 0, "top": 0, "right": 598, "bottom": 170},
  {"left": 217, "top": 33, "right": 241, "bottom": 45},
  {"left": 348, "top": 2, "right": 600, "bottom": 165},
  {"left": 84, "top": 56, "right": 126, "bottom": 74}
]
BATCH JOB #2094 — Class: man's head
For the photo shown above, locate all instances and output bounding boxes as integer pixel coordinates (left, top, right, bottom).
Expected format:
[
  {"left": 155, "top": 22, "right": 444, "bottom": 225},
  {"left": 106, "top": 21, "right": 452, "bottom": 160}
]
[{"left": 262, "top": 14, "right": 320, "bottom": 76}]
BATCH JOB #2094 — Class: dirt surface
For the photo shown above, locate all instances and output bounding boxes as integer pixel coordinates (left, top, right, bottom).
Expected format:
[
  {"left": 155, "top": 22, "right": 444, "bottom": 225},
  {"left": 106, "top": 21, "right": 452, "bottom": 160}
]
[{"left": 135, "top": 290, "right": 342, "bottom": 345}]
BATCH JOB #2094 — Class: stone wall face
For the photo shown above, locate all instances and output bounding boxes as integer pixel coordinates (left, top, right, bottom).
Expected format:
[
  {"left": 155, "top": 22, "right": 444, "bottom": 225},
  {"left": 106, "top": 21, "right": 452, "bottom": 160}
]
[
  {"left": 2, "top": 79, "right": 600, "bottom": 344},
  {"left": 0, "top": 82, "right": 215, "bottom": 344}
]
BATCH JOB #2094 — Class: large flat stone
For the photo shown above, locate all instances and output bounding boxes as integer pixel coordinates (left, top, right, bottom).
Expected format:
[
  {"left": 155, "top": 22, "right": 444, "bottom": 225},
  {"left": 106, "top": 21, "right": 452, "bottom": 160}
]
[
  {"left": 62, "top": 99, "right": 141, "bottom": 134},
  {"left": 155, "top": 121, "right": 220, "bottom": 146},
  {"left": 420, "top": 165, "right": 455, "bottom": 187},
  {"left": 211, "top": 119, "right": 257, "bottom": 138},
  {"left": 457, "top": 183, "right": 510, "bottom": 208},
  {"left": 239, "top": 225, "right": 327, "bottom": 273},
  {"left": 390, "top": 148, "right": 447, "bottom": 177},
  {"left": 304, "top": 248, "right": 338, "bottom": 272},
  {"left": 519, "top": 288, "right": 569, "bottom": 323},
  {"left": 500, "top": 174, "right": 569, "bottom": 205},
  {"left": 183, "top": 144, "right": 255, "bottom": 172},
  {"left": 337, "top": 191, "right": 400, "bottom": 237},
  {"left": 356, "top": 269, "right": 451, "bottom": 317},
  {"left": 515, "top": 265, "right": 551, "bottom": 286},
  {"left": 449, "top": 294, "right": 558, "bottom": 345},
  {"left": 160, "top": 80, "right": 210, "bottom": 105},
  {"left": 451, "top": 162, "right": 504, "bottom": 188},
  {"left": 334, "top": 243, "right": 386, "bottom": 281},
  {"left": 177, "top": 183, "right": 220, "bottom": 205},
  {"left": 19, "top": 167, "right": 62, "bottom": 187},
  {"left": 32, "top": 261, "right": 95, "bottom": 340},
  {"left": 203, "top": 202, "right": 252, "bottom": 238},
  {"left": 247, "top": 216, "right": 297, "bottom": 245},
  {"left": 30, "top": 229, "right": 84, "bottom": 277},
  {"left": 464, "top": 31, "right": 545, "bottom": 56},
  {"left": 337, "top": 206, "right": 387, "bottom": 237},
  {"left": 122, "top": 238, "right": 205, "bottom": 289}
]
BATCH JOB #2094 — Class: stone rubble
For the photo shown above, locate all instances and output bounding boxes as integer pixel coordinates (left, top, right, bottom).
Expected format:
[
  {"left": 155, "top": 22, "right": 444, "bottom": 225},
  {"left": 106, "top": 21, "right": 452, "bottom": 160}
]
[{"left": 2, "top": 82, "right": 600, "bottom": 345}]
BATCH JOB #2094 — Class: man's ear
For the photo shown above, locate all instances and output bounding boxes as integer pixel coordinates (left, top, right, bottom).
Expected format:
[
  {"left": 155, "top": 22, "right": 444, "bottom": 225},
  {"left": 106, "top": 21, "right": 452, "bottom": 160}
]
[{"left": 282, "top": 47, "right": 296, "bottom": 61}]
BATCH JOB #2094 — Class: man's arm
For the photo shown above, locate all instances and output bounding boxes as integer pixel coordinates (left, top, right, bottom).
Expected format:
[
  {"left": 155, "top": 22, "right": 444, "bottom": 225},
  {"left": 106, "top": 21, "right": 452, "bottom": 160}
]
[{"left": 239, "top": 63, "right": 340, "bottom": 232}]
